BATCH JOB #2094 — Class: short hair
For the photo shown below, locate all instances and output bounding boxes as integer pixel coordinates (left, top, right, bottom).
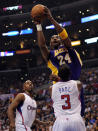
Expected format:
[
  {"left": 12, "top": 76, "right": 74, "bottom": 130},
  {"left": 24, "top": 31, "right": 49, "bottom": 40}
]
[{"left": 58, "top": 64, "right": 71, "bottom": 81}]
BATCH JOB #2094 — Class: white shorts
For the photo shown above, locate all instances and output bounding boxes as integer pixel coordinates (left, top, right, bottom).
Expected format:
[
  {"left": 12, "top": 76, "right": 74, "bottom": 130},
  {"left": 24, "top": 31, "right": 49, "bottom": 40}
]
[
  {"left": 16, "top": 124, "right": 31, "bottom": 131},
  {"left": 53, "top": 114, "right": 86, "bottom": 131}
]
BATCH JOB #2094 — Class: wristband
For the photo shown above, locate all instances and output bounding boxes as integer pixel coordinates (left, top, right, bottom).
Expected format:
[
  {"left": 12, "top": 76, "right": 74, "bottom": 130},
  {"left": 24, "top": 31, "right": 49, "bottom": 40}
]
[
  {"left": 36, "top": 24, "right": 42, "bottom": 31},
  {"left": 59, "top": 29, "right": 68, "bottom": 40}
]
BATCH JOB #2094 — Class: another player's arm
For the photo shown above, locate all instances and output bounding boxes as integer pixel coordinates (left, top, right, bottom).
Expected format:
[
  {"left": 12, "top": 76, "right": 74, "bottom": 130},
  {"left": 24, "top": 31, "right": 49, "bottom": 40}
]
[
  {"left": 8, "top": 94, "right": 25, "bottom": 131},
  {"left": 77, "top": 81, "right": 82, "bottom": 92},
  {"left": 44, "top": 7, "right": 72, "bottom": 48},
  {"left": 36, "top": 26, "right": 49, "bottom": 62}
]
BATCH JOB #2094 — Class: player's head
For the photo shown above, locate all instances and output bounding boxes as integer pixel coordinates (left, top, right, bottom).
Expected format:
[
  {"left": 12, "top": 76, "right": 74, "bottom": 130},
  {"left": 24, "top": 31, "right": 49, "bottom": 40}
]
[
  {"left": 58, "top": 64, "right": 71, "bottom": 81},
  {"left": 50, "top": 35, "right": 62, "bottom": 50},
  {"left": 23, "top": 80, "right": 34, "bottom": 93}
]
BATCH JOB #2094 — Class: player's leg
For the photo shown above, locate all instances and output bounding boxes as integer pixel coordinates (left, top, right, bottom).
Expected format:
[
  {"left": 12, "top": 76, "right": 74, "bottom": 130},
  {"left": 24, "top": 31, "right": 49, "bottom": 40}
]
[
  {"left": 53, "top": 115, "right": 86, "bottom": 131},
  {"left": 68, "top": 115, "right": 86, "bottom": 131},
  {"left": 53, "top": 117, "right": 68, "bottom": 131},
  {"left": 53, "top": 118, "right": 62, "bottom": 131}
]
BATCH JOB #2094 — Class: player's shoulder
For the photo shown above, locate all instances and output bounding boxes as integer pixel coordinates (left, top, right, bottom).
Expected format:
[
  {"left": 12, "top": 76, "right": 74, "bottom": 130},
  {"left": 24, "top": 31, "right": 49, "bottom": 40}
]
[
  {"left": 52, "top": 80, "right": 79, "bottom": 87},
  {"left": 22, "top": 93, "right": 31, "bottom": 99},
  {"left": 52, "top": 80, "right": 75, "bottom": 85},
  {"left": 52, "top": 81, "right": 61, "bottom": 87},
  {"left": 64, "top": 80, "right": 78, "bottom": 88},
  {"left": 16, "top": 93, "right": 24, "bottom": 97},
  {"left": 14, "top": 93, "right": 25, "bottom": 102},
  {"left": 69, "top": 80, "right": 82, "bottom": 90},
  {"left": 68, "top": 80, "right": 79, "bottom": 85},
  {"left": 70, "top": 80, "right": 81, "bottom": 85},
  {"left": 59, "top": 80, "right": 75, "bottom": 84},
  {"left": 68, "top": 80, "right": 76, "bottom": 83},
  {"left": 52, "top": 81, "right": 68, "bottom": 88}
]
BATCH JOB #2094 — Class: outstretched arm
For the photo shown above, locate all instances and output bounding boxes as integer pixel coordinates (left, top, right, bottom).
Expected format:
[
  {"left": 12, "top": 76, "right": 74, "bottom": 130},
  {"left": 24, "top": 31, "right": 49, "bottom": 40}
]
[
  {"left": 34, "top": 19, "right": 49, "bottom": 62},
  {"left": 8, "top": 94, "right": 25, "bottom": 131},
  {"left": 44, "top": 7, "right": 72, "bottom": 48}
]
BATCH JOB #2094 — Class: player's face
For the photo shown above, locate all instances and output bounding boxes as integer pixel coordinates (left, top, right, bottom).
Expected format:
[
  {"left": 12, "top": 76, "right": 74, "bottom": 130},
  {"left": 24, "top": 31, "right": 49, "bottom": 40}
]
[
  {"left": 50, "top": 35, "right": 61, "bottom": 50},
  {"left": 23, "top": 80, "right": 34, "bottom": 92}
]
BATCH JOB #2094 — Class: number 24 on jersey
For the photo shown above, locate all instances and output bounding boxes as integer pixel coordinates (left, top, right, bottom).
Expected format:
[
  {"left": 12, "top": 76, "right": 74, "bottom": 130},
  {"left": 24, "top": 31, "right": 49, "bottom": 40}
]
[{"left": 57, "top": 53, "right": 72, "bottom": 65}]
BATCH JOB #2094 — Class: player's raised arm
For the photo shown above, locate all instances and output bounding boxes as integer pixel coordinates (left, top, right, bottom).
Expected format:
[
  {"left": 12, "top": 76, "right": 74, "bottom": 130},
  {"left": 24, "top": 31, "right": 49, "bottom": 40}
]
[
  {"left": 31, "top": 5, "right": 50, "bottom": 62},
  {"left": 44, "top": 7, "right": 72, "bottom": 48},
  {"left": 36, "top": 23, "right": 49, "bottom": 62},
  {"left": 8, "top": 94, "right": 25, "bottom": 131}
]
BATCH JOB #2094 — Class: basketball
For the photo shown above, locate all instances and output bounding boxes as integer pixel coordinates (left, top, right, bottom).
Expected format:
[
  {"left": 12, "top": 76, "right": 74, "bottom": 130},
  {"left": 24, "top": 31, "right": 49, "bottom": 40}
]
[{"left": 31, "top": 4, "right": 46, "bottom": 21}]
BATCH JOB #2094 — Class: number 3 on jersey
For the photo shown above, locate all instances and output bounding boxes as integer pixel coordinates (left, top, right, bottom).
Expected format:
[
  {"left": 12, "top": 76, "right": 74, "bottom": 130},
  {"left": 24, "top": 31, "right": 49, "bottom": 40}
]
[{"left": 61, "top": 95, "right": 71, "bottom": 109}]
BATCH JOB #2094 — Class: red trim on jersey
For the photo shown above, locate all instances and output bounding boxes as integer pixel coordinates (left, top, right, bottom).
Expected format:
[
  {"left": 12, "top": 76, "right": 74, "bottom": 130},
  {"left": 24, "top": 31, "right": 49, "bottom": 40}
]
[{"left": 17, "top": 110, "right": 27, "bottom": 131}]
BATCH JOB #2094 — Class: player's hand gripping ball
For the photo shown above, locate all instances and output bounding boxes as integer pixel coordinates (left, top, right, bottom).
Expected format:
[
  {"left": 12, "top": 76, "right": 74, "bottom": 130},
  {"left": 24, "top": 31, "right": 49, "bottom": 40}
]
[{"left": 31, "top": 4, "right": 46, "bottom": 22}]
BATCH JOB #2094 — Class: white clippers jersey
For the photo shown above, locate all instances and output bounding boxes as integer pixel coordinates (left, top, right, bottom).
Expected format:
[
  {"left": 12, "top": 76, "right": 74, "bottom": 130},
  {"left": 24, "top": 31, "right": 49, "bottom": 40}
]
[
  {"left": 15, "top": 93, "right": 37, "bottom": 127},
  {"left": 52, "top": 80, "right": 81, "bottom": 118}
]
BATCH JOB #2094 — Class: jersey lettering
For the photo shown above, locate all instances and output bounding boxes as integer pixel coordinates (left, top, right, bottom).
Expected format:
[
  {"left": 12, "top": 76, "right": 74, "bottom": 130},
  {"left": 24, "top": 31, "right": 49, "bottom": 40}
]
[
  {"left": 54, "top": 48, "right": 65, "bottom": 56},
  {"left": 27, "top": 105, "right": 37, "bottom": 110}
]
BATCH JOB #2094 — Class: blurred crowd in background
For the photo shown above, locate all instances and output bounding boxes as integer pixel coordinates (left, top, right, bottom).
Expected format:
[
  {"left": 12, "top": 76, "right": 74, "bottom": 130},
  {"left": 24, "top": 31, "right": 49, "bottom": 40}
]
[{"left": 0, "top": 67, "right": 98, "bottom": 131}]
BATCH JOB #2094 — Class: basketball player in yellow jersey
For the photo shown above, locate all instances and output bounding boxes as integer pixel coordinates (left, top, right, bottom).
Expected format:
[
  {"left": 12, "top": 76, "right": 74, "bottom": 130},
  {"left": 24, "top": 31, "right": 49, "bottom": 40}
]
[
  {"left": 35, "top": 7, "right": 82, "bottom": 80},
  {"left": 34, "top": 6, "right": 85, "bottom": 116}
]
